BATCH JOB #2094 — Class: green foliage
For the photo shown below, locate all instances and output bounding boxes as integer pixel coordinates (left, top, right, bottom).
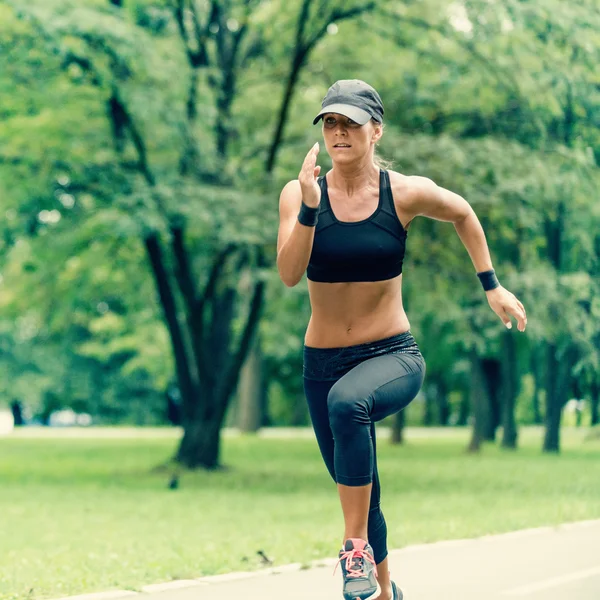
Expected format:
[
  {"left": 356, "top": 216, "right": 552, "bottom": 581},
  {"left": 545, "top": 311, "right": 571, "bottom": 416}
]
[{"left": 0, "top": 0, "right": 598, "bottom": 425}]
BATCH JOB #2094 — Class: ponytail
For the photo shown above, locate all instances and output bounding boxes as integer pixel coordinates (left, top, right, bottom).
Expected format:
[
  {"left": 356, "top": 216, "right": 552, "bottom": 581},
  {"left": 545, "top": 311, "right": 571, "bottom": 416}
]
[
  {"left": 372, "top": 119, "right": 393, "bottom": 171},
  {"left": 373, "top": 150, "right": 394, "bottom": 171}
]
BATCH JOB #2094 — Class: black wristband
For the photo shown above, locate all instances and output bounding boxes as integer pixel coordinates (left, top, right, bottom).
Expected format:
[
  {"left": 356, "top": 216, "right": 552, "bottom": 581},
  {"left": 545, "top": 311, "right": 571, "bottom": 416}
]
[
  {"left": 298, "top": 202, "right": 319, "bottom": 227},
  {"left": 477, "top": 269, "right": 500, "bottom": 291}
]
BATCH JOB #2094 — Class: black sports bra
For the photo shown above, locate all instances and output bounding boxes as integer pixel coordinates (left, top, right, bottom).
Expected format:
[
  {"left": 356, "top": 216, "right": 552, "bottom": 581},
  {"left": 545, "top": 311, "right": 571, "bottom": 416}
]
[{"left": 307, "top": 170, "right": 407, "bottom": 283}]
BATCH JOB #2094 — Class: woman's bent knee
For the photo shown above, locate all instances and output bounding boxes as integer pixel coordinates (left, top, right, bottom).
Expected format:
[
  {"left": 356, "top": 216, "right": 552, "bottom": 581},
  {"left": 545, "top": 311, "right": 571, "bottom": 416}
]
[{"left": 327, "top": 385, "right": 371, "bottom": 432}]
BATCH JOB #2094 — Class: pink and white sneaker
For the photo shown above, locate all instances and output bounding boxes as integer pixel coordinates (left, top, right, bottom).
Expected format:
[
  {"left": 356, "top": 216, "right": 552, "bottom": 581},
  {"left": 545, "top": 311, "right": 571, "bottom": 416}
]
[{"left": 336, "top": 538, "right": 378, "bottom": 600}]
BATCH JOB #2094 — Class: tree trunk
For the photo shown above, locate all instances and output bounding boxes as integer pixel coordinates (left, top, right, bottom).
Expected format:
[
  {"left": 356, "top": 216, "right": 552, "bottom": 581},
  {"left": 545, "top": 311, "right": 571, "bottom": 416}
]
[
  {"left": 237, "top": 334, "right": 266, "bottom": 433},
  {"left": 572, "top": 378, "right": 583, "bottom": 427},
  {"left": 179, "top": 69, "right": 201, "bottom": 176},
  {"left": 437, "top": 379, "right": 451, "bottom": 426},
  {"left": 457, "top": 389, "right": 470, "bottom": 426},
  {"left": 144, "top": 234, "right": 198, "bottom": 421},
  {"left": 531, "top": 345, "right": 544, "bottom": 425},
  {"left": 422, "top": 382, "right": 435, "bottom": 426},
  {"left": 481, "top": 358, "right": 501, "bottom": 442},
  {"left": 390, "top": 410, "right": 405, "bottom": 445},
  {"left": 177, "top": 403, "right": 223, "bottom": 469},
  {"left": 423, "top": 379, "right": 449, "bottom": 425},
  {"left": 169, "top": 245, "right": 264, "bottom": 468},
  {"left": 543, "top": 343, "right": 572, "bottom": 453},
  {"left": 591, "top": 380, "right": 599, "bottom": 427},
  {"left": 265, "top": 51, "right": 306, "bottom": 173},
  {"left": 501, "top": 331, "right": 519, "bottom": 449},
  {"left": 101, "top": 53, "right": 266, "bottom": 470},
  {"left": 10, "top": 401, "right": 24, "bottom": 426},
  {"left": 468, "top": 352, "right": 492, "bottom": 453},
  {"left": 175, "top": 275, "right": 263, "bottom": 468}
]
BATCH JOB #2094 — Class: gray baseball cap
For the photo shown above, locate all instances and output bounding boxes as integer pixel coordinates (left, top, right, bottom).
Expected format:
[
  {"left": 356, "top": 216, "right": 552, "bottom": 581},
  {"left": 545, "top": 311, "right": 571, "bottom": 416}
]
[{"left": 313, "top": 79, "right": 384, "bottom": 126}]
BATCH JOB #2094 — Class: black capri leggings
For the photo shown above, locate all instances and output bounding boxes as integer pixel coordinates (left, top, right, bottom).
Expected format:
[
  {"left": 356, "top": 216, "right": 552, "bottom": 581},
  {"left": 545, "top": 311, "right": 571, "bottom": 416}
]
[{"left": 303, "top": 331, "right": 425, "bottom": 565}]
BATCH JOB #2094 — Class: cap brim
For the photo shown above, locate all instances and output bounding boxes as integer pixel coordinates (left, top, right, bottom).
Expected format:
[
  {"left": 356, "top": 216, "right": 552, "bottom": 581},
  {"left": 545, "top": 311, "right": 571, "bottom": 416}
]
[{"left": 312, "top": 104, "right": 372, "bottom": 126}]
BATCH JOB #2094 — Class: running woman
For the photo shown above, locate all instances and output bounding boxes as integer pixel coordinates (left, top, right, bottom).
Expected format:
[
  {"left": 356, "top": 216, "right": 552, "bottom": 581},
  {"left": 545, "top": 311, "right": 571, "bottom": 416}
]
[{"left": 276, "top": 80, "right": 527, "bottom": 600}]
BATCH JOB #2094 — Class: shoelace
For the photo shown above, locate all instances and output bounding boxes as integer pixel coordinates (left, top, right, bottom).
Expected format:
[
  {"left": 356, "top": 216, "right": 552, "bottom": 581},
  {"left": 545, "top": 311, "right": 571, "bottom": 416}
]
[{"left": 334, "top": 547, "right": 378, "bottom": 578}]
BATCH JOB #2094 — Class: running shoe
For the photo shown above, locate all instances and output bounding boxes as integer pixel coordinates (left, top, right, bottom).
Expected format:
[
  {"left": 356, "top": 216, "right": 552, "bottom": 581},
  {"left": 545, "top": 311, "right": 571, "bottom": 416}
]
[
  {"left": 336, "top": 538, "right": 378, "bottom": 600},
  {"left": 391, "top": 580, "right": 404, "bottom": 600}
]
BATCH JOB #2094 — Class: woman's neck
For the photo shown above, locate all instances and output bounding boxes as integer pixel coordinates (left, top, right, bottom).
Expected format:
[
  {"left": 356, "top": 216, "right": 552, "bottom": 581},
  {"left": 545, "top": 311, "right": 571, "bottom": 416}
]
[{"left": 329, "top": 161, "right": 379, "bottom": 196}]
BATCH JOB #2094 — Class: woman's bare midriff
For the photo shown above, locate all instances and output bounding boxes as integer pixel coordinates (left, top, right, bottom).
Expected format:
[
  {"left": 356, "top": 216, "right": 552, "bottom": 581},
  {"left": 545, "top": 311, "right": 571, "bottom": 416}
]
[{"left": 304, "top": 274, "right": 410, "bottom": 348}]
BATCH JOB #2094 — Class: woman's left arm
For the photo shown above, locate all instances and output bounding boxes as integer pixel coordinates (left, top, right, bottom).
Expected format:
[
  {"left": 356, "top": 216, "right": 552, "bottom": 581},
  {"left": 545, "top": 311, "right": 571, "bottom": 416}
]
[{"left": 402, "top": 176, "right": 527, "bottom": 332}]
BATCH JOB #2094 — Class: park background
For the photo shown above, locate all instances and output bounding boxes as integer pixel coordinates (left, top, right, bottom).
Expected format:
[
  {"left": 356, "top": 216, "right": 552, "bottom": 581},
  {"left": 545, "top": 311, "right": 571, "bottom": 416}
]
[{"left": 0, "top": 0, "right": 599, "bottom": 598}]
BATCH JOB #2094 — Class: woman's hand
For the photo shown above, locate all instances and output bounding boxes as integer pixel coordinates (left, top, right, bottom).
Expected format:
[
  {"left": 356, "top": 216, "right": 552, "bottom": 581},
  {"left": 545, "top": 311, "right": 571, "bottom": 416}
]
[
  {"left": 298, "top": 142, "right": 322, "bottom": 208},
  {"left": 486, "top": 286, "right": 527, "bottom": 332}
]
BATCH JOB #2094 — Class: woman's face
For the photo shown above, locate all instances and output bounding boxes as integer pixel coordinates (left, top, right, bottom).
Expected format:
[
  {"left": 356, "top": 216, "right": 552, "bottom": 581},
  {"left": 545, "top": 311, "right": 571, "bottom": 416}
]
[{"left": 321, "top": 113, "right": 382, "bottom": 163}]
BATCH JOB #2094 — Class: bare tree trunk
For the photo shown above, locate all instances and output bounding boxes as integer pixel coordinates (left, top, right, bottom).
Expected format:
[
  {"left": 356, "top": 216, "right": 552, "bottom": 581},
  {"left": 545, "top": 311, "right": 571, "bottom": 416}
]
[
  {"left": 531, "top": 344, "right": 544, "bottom": 425},
  {"left": 390, "top": 410, "right": 405, "bottom": 445},
  {"left": 543, "top": 344, "right": 572, "bottom": 453},
  {"left": 468, "top": 352, "right": 492, "bottom": 453},
  {"left": 572, "top": 378, "right": 583, "bottom": 428},
  {"left": 266, "top": 52, "right": 306, "bottom": 173},
  {"left": 422, "top": 382, "right": 435, "bottom": 426},
  {"left": 438, "top": 379, "right": 450, "bottom": 426},
  {"left": 179, "top": 69, "right": 201, "bottom": 176},
  {"left": 422, "top": 379, "right": 449, "bottom": 425},
  {"left": 178, "top": 261, "right": 265, "bottom": 467},
  {"left": 501, "top": 331, "right": 519, "bottom": 449},
  {"left": 144, "top": 234, "right": 198, "bottom": 421},
  {"left": 237, "top": 333, "right": 266, "bottom": 433},
  {"left": 177, "top": 396, "right": 223, "bottom": 469},
  {"left": 481, "top": 358, "right": 501, "bottom": 442},
  {"left": 457, "top": 388, "right": 470, "bottom": 426},
  {"left": 591, "top": 380, "right": 599, "bottom": 427}
]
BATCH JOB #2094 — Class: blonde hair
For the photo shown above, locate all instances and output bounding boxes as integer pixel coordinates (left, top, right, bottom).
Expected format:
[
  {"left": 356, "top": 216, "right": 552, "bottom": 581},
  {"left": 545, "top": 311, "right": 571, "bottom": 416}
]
[{"left": 372, "top": 120, "right": 393, "bottom": 170}]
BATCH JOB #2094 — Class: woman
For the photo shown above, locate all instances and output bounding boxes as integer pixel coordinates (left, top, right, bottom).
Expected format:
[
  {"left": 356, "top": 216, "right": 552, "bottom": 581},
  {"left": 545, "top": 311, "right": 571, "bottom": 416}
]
[{"left": 276, "top": 79, "right": 527, "bottom": 600}]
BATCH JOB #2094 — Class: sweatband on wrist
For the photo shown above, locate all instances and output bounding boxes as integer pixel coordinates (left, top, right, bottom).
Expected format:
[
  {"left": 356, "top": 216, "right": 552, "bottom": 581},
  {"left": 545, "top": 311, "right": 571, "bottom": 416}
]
[
  {"left": 298, "top": 202, "right": 319, "bottom": 227},
  {"left": 477, "top": 269, "right": 500, "bottom": 291}
]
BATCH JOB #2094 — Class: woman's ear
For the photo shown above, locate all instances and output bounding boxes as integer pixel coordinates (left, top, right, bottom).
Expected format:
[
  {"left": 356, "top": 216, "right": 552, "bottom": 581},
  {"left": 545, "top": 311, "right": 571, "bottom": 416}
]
[{"left": 372, "top": 123, "right": 384, "bottom": 143}]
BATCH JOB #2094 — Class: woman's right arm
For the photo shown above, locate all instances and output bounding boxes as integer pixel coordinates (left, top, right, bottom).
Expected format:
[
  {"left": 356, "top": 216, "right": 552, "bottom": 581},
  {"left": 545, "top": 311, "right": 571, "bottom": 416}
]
[{"left": 276, "top": 143, "right": 321, "bottom": 287}]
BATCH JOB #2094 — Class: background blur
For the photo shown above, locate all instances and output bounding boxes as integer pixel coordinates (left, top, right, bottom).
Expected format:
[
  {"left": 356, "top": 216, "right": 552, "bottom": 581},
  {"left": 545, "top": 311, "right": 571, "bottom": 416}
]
[
  {"left": 1, "top": 0, "right": 599, "bottom": 466},
  {"left": 2, "top": 2, "right": 600, "bottom": 599}
]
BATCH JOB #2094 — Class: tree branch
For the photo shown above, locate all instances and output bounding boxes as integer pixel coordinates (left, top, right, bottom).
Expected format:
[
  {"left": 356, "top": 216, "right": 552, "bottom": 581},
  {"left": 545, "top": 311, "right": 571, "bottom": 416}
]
[
  {"left": 296, "top": 0, "right": 313, "bottom": 49},
  {"left": 171, "top": 224, "right": 219, "bottom": 385},
  {"left": 216, "top": 248, "right": 266, "bottom": 406},
  {"left": 172, "top": 0, "right": 210, "bottom": 67},
  {"left": 107, "top": 90, "right": 155, "bottom": 186},
  {"left": 307, "top": 3, "right": 376, "bottom": 51},
  {"left": 195, "top": 243, "right": 238, "bottom": 316},
  {"left": 189, "top": 0, "right": 212, "bottom": 67},
  {"left": 265, "top": 1, "right": 376, "bottom": 172},
  {"left": 171, "top": 224, "right": 200, "bottom": 312},
  {"left": 145, "top": 233, "right": 198, "bottom": 421}
]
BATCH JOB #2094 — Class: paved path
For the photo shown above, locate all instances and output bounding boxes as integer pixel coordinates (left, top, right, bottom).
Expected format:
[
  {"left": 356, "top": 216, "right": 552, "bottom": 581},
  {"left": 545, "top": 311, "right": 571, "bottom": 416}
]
[{"left": 130, "top": 520, "right": 600, "bottom": 600}]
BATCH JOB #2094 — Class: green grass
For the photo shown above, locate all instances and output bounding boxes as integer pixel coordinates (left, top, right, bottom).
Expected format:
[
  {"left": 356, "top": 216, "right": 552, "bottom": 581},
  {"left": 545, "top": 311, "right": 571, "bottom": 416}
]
[{"left": 1, "top": 427, "right": 599, "bottom": 600}]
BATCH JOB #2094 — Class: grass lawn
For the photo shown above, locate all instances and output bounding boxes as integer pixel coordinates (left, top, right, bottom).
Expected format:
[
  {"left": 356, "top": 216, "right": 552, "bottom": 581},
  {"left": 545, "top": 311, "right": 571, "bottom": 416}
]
[{"left": 1, "top": 426, "right": 599, "bottom": 600}]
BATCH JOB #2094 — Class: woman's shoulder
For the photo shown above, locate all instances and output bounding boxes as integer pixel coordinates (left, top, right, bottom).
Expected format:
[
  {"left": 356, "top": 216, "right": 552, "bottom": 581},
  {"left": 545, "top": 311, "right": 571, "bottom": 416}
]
[
  {"left": 387, "top": 169, "right": 436, "bottom": 187},
  {"left": 387, "top": 170, "right": 437, "bottom": 198},
  {"left": 279, "top": 178, "right": 302, "bottom": 200},
  {"left": 281, "top": 178, "right": 301, "bottom": 194},
  {"left": 278, "top": 179, "right": 303, "bottom": 215}
]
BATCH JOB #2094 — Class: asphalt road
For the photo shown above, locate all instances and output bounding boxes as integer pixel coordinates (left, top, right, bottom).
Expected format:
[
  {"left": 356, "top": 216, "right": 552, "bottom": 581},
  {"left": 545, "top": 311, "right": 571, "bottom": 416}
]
[{"left": 136, "top": 520, "right": 600, "bottom": 600}]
